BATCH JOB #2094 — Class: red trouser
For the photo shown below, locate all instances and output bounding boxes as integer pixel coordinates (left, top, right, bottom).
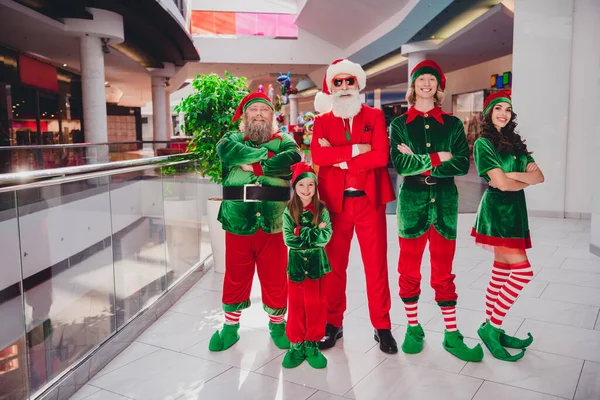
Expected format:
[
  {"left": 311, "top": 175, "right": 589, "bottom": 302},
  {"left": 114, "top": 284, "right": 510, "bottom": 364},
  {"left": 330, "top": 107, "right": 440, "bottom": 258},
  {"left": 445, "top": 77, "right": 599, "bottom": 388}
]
[
  {"left": 286, "top": 277, "right": 326, "bottom": 343},
  {"left": 223, "top": 230, "right": 288, "bottom": 311},
  {"left": 398, "top": 226, "right": 458, "bottom": 304},
  {"left": 324, "top": 196, "right": 392, "bottom": 329}
]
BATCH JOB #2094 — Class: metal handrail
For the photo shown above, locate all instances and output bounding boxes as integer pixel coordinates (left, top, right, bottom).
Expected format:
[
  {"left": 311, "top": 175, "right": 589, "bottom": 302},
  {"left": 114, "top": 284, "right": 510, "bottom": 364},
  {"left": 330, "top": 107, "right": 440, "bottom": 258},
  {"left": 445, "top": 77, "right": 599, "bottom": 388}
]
[
  {"left": 0, "top": 153, "right": 196, "bottom": 192},
  {"left": 0, "top": 140, "right": 189, "bottom": 151}
]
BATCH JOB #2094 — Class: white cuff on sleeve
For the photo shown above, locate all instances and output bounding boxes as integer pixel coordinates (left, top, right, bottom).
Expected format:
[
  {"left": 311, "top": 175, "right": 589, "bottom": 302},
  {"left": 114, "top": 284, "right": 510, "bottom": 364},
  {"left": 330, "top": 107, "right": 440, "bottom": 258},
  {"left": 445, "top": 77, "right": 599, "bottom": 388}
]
[
  {"left": 339, "top": 162, "right": 348, "bottom": 169},
  {"left": 352, "top": 144, "right": 359, "bottom": 158}
]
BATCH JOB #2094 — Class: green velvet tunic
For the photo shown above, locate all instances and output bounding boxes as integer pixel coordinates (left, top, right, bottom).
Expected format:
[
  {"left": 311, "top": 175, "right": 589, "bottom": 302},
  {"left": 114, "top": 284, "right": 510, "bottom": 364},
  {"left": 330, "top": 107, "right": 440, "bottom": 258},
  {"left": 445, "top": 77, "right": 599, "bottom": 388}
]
[
  {"left": 472, "top": 138, "right": 535, "bottom": 249},
  {"left": 216, "top": 131, "right": 302, "bottom": 235},
  {"left": 390, "top": 113, "right": 470, "bottom": 240},
  {"left": 282, "top": 207, "right": 332, "bottom": 282}
]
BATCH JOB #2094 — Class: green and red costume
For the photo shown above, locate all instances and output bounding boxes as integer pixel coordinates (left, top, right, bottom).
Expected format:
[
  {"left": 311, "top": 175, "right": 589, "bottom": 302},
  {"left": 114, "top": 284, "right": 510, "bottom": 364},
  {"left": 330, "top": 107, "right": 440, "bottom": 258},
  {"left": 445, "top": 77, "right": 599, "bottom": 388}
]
[{"left": 208, "top": 93, "right": 301, "bottom": 352}]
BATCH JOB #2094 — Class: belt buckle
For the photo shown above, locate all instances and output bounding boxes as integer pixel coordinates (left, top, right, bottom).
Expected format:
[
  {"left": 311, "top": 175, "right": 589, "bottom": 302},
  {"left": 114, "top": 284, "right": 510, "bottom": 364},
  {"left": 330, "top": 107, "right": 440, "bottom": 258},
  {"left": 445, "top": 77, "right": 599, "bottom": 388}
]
[
  {"left": 243, "top": 183, "right": 261, "bottom": 202},
  {"left": 424, "top": 176, "right": 436, "bottom": 186}
]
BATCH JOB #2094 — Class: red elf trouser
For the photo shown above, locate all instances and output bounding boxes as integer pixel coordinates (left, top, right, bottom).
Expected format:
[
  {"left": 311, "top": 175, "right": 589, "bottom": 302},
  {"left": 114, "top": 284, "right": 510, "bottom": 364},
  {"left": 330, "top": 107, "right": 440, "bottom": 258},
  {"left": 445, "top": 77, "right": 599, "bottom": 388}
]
[
  {"left": 398, "top": 226, "right": 458, "bottom": 304},
  {"left": 286, "top": 277, "right": 327, "bottom": 343},
  {"left": 324, "top": 196, "right": 392, "bottom": 329},
  {"left": 223, "top": 230, "right": 288, "bottom": 312}
]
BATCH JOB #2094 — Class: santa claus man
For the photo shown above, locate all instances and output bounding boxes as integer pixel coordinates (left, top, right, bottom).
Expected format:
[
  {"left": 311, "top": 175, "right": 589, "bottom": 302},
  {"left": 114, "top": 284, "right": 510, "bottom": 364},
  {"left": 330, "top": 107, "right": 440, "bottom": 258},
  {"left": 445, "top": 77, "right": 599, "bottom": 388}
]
[
  {"left": 209, "top": 92, "right": 301, "bottom": 352},
  {"left": 311, "top": 59, "right": 397, "bottom": 354}
]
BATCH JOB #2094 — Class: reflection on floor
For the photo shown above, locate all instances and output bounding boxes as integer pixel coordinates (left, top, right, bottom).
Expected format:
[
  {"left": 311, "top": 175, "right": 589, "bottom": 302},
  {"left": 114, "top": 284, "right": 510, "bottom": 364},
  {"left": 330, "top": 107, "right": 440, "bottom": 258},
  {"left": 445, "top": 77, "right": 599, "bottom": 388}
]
[{"left": 71, "top": 215, "right": 600, "bottom": 400}]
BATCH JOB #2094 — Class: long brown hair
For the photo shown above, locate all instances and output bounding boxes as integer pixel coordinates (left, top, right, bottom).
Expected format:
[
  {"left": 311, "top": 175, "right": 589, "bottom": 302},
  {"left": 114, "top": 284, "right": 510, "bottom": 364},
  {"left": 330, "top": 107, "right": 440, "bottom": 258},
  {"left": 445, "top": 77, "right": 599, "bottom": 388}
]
[
  {"left": 287, "top": 188, "right": 325, "bottom": 226},
  {"left": 481, "top": 109, "right": 530, "bottom": 155}
]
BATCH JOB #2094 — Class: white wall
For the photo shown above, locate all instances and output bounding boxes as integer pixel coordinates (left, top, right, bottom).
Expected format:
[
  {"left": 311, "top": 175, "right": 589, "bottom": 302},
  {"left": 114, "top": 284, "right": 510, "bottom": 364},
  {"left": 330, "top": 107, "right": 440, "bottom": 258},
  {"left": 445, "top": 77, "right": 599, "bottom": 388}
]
[
  {"left": 441, "top": 55, "right": 513, "bottom": 112},
  {"left": 191, "top": 0, "right": 297, "bottom": 13},
  {"left": 512, "top": 0, "right": 574, "bottom": 217},
  {"left": 565, "top": 0, "right": 600, "bottom": 218}
]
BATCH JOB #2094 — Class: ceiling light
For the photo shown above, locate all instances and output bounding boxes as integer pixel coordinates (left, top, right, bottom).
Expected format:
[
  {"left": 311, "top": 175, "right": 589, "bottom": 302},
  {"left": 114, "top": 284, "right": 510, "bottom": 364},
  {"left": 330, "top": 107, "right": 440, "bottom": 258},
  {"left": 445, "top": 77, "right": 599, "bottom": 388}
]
[{"left": 63, "top": 64, "right": 67, "bottom": 67}]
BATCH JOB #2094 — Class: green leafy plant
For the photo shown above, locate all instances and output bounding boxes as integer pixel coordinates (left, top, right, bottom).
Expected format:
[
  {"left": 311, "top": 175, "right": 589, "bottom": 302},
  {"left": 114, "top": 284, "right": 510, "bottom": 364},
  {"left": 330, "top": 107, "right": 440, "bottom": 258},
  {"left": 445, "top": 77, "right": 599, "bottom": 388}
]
[{"left": 174, "top": 72, "right": 249, "bottom": 184}]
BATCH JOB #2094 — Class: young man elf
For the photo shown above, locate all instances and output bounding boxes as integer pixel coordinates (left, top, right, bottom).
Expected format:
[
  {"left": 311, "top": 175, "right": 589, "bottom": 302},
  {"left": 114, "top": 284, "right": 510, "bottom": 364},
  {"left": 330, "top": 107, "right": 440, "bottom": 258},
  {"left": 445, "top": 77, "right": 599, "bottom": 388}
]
[
  {"left": 389, "top": 60, "right": 483, "bottom": 362},
  {"left": 209, "top": 92, "right": 301, "bottom": 351}
]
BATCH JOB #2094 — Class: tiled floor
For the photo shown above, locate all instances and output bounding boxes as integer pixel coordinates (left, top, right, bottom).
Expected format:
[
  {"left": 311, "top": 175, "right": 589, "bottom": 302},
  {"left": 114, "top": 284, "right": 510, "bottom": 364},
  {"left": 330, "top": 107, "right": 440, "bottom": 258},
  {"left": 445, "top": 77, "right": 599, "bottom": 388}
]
[{"left": 70, "top": 215, "right": 600, "bottom": 400}]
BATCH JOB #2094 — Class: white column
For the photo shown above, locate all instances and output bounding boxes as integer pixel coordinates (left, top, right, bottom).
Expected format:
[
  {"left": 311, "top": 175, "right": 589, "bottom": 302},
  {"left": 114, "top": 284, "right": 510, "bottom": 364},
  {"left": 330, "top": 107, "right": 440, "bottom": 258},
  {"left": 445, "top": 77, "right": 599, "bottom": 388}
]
[
  {"left": 374, "top": 89, "right": 382, "bottom": 109},
  {"left": 80, "top": 35, "right": 108, "bottom": 144},
  {"left": 289, "top": 94, "right": 299, "bottom": 125},
  {"left": 165, "top": 90, "right": 173, "bottom": 139},
  {"left": 512, "top": 0, "right": 574, "bottom": 217},
  {"left": 152, "top": 76, "right": 167, "bottom": 144},
  {"left": 407, "top": 51, "right": 427, "bottom": 82}
]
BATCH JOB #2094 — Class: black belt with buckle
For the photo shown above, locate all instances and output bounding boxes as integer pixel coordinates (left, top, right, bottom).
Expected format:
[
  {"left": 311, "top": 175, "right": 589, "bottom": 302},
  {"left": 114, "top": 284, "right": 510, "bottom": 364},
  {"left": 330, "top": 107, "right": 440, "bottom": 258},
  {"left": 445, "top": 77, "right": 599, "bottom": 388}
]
[
  {"left": 223, "top": 185, "right": 290, "bottom": 202},
  {"left": 404, "top": 176, "right": 454, "bottom": 186},
  {"left": 344, "top": 190, "right": 366, "bottom": 198}
]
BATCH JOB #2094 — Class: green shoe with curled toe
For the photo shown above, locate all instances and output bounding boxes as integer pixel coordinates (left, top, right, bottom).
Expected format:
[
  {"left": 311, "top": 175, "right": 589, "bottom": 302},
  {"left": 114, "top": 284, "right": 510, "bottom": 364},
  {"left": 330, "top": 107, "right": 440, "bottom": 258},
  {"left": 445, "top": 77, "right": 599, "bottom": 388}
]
[
  {"left": 443, "top": 330, "right": 484, "bottom": 362},
  {"left": 401, "top": 324, "right": 425, "bottom": 354},
  {"left": 480, "top": 322, "right": 533, "bottom": 349},
  {"left": 477, "top": 321, "right": 525, "bottom": 362},
  {"left": 269, "top": 321, "right": 291, "bottom": 349},
  {"left": 208, "top": 323, "right": 240, "bottom": 352}
]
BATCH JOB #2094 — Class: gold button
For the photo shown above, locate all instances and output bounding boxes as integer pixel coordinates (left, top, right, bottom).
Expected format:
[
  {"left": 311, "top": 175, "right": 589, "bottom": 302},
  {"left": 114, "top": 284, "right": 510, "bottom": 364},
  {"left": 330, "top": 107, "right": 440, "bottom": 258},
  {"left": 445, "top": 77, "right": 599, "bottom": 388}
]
[
  {"left": 513, "top": 156, "right": 517, "bottom": 160},
  {"left": 431, "top": 198, "right": 436, "bottom": 203},
  {"left": 424, "top": 113, "right": 429, "bottom": 118},
  {"left": 425, "top": 124, "right": 430, "bottom": 129},
  {"left": 304, "top": 257, "right": 307, "bottom": 261},
  {"left": 426, "top": 143, "right": 431, "bottom": 148},
  {"left": 256, "top": 212, "right": 261, "bottom": 217},
  {"left": 305, "top": 271, "right": 308, "bottom": 275}
]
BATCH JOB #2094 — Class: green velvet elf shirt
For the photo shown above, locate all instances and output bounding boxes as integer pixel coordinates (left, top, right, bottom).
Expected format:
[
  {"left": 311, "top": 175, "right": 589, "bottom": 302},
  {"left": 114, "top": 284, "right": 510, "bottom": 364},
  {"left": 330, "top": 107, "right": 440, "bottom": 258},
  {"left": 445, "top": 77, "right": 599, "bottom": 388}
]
[
  {"left": 390, "top": 108, "right": 470, "bottom": 240},
  {"left": 216, "top": 131, "right": 302, "bottom": 235},
  {"left": 471, "top": 137, "right": 535, "bottom": 249},
  {"left": 282, "top": 206, "right": 332, "bottom": 282}
]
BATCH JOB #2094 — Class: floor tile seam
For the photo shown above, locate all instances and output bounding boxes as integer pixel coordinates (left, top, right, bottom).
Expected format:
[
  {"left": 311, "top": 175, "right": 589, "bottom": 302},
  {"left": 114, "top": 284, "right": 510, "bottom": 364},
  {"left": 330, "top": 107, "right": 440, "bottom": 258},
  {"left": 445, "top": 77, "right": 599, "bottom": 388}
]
[
  {"left": 249, "top": 368, "right": 325, "bottom": 393},
  {"left": 89, "top": 344, "right": 162, "bottom": 381},
  {"left": 173, "top": 366, "right": 234, "bottom": 400},
  {"left": 247, "top": 349, "right": 289, "bottom": 372},
  {"left": 75, "top": 383, "right": 102, "bottom": 400},
  {"left": 572, "top": 360, "right": 587, "bottom": 400},
  {"left": 459, "top": 372, "right": 575, "bottom": 399},
  {"left": 86, "top": 384, "right": 137, "bottom": 400},
  {"left": 303, "top": 389, "right": 320, "bottom": 399},
  {"left": 341, "top": 357, "right": 387, "bottom": 398},
  {"left": 374, "top": 354, "right": 467, "bottom": 375},
  {"left": 594, "top": 309, "right": 600, "bottom": 330},
  {"left": 175, "top": 325, "right": 265, "bottom": 354},
  {"left": 469, "top": 379, "right": 485, "bottom": 400}
]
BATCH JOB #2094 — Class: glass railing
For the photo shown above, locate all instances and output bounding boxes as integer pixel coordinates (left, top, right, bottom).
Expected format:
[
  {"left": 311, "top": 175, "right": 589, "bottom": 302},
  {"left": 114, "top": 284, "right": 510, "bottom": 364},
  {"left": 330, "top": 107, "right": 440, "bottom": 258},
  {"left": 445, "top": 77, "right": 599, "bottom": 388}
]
[
  {"left": 0, "top": 140, "right": 192, "bottom": 174},
  {"left": 0, "top": 154, "right": 219, "bottom": 399}
]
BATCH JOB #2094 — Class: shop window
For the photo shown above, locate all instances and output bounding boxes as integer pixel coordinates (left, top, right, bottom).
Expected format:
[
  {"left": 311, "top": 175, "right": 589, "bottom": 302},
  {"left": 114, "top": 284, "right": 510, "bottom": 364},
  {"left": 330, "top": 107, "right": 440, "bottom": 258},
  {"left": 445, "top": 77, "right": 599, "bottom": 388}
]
[{"left": 191, "top": 11, "right": 298, "bottom": 38}]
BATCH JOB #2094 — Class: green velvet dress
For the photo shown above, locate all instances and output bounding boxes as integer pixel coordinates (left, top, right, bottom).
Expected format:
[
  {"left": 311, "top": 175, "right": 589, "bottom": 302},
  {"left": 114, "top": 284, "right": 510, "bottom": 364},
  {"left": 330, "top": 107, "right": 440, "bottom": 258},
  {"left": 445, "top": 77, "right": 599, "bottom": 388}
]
[
  {"left": 471, "top": 138, "right": 535, "bottom": 249},
  {"left": 216, "top": 131, "right": 302, "bottom": 235},
  {"left": 390, "top": 112, "right": 470, "bottom": 240},
  {"left": 282, "top": 207, "right": 332, "bottom": 282}
]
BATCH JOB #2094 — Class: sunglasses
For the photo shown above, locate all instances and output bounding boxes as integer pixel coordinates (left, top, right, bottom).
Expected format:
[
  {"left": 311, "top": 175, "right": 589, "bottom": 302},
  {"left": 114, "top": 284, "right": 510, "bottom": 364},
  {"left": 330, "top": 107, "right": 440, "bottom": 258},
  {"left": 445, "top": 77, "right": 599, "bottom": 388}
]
[{"left": 332, "top": 76, "right": 357, "bottom": 87}]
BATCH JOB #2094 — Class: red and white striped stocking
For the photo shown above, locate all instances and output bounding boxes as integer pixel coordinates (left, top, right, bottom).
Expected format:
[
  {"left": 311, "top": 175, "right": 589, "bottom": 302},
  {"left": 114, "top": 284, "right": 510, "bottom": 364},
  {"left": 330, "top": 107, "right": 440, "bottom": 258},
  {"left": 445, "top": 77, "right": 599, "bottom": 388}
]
[
  {"left": 269, "top": 314, "right": 285, "bottom": 324},
  {"left": 441, "top": 306, "right": 457, "bottom": 332},
  {"left": 490, "top": 260, "right": 533, "bottom": 328},
  {"left": 485, "top": 261, "right": 511, "bottom": 321},
  {"left": 404, "top": 302, "right": 419, "bottom": 326},
  {"left": 225, "top": 311, "right": 241, "bottom": 325}
]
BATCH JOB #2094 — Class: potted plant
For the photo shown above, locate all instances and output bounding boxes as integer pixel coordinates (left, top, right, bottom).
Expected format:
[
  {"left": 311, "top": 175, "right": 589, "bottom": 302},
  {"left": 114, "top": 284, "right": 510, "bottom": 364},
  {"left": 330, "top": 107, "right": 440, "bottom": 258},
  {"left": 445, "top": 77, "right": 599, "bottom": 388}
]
[{"left": 174, "top": 72, "right": 249, "bottom": 273}]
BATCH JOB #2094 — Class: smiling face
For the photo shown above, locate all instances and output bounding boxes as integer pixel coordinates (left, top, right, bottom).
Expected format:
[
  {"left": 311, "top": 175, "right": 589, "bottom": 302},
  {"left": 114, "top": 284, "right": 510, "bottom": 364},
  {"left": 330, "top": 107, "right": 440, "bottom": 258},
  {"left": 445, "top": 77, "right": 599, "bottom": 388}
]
[
  {"left": 330, "top": 73, "right": 362, "bottom": 119},
  {"left": 243, "top": 102, "right": 274, "bottom": 142},
  {"left": 295, "top": 177, "right": 316, "bottom": 204},
  {"left": 491, "top": 102, "right": 512, "bottom": 130},
  {"left": 414, "top": 73, "right": 438, "bottom": 100}
]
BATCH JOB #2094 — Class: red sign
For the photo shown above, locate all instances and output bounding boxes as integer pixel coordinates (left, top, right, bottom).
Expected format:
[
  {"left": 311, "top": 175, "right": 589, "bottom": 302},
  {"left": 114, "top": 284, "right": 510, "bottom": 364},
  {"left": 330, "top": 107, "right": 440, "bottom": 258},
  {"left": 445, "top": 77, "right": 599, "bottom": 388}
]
[{"left": 19, "top": 55, "right": 58, "bottom": 92}]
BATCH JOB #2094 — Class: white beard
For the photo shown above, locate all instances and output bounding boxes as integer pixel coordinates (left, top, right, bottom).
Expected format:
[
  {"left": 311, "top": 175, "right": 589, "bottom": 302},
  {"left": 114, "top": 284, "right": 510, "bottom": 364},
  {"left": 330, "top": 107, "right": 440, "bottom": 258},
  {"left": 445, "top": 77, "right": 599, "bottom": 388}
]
[{"left": 332, "top": 89, "right": 362, "bottom": 119}]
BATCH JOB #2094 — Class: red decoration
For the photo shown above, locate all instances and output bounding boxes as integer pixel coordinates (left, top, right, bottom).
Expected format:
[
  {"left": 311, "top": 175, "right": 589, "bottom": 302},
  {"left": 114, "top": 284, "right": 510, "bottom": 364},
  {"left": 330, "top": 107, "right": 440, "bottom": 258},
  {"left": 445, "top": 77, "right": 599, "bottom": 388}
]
[{"left": 19, "top": 55, "right": 58, "bottom": 92}]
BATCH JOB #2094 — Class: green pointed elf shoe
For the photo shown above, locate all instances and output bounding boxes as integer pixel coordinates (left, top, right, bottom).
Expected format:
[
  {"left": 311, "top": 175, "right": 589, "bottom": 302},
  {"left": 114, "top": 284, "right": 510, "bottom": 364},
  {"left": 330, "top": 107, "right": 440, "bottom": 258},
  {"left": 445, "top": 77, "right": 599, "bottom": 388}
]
[
  {"left": 401, "top": 324, "right": 426, "bottom": 354},
  {"left": 282, "top": 342, "right": 306, "bottom": 369},
  {"left": 305, "top": 341, "right": 327, "bottom": 369},
  {"left": 269, "top": 321, "right": 291, "bottom": 349},
  {"left": 480, "top": 322, "right": 533, "bottom": 349},
  {"left": 208, "top": 323, "right": 240, "bottom": 352},
  {"left": 443, "top": 330, "right": 484, "bottom": 362},
  {"left": 477, "top": 321, "right": 525, "bottom": 362}
]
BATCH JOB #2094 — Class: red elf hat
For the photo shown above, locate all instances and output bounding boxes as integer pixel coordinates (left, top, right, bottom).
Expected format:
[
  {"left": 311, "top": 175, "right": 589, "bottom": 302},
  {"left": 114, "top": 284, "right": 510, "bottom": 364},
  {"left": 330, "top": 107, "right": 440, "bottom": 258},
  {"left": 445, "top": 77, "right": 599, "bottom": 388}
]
[
  {"left": 232, "top": 92, "right": 274, "bottom": 122},
  {"left": 483, "top": 90, "right": 512, "bottom": 115},
  {"left": 291, "top": 162, "right": 317, "bottom": 187},
  {"left": 410, "top": 60, "right": 446, "bottom": 91}
]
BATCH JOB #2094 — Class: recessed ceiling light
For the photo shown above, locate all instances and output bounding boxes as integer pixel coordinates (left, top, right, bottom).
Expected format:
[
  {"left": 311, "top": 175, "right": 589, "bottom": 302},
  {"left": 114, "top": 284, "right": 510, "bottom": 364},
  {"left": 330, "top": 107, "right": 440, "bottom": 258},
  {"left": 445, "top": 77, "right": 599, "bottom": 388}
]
[{"left": 63, "top": 64, "right": 67, "bottom": 67}]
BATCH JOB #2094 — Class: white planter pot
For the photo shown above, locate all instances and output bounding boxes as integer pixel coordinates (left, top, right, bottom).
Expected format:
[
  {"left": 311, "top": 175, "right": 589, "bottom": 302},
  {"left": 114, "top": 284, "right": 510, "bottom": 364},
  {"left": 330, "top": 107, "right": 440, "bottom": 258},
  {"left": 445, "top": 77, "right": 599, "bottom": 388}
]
[{"left": 207, "top": 198, "right": 226, "bottom": 274}]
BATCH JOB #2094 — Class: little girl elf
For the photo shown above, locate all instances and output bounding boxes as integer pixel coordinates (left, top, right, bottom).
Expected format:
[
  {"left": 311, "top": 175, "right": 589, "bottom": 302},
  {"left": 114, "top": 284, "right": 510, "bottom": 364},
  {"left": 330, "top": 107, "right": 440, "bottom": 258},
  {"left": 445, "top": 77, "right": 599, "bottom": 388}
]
[{"left": 282, "top": 162, "right": 332, "bottom": 369}]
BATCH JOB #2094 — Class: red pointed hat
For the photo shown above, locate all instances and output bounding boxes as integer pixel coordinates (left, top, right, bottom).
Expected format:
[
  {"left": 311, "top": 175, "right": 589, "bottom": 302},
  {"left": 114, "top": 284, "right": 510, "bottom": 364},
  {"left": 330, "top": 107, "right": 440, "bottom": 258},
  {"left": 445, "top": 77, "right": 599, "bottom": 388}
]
[
  {"left": 483, "top": 90, "right": 512, "bottom": 115},
  {"left": 232, "top": 92, "right": 274, "bottom": 122},
  {"left": 410, "top": 60, "right": 446, "bottom": 91},
  {"left": 291, "top": 162, "right": 317, "bottom": 187},
  {"left": 314, "top": 58, "right": 367, "bottom": 113}
]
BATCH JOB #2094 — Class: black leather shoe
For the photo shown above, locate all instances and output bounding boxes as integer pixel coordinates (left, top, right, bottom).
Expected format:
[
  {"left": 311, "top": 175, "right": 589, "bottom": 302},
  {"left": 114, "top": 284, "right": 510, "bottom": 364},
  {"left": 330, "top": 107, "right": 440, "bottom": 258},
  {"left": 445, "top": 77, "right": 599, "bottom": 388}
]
[
  {"left": 374, "top": 329, "right": 398, "bottom": 354},
  {"left": 319, "top": 323, "right": 343, "bottom": 350}
]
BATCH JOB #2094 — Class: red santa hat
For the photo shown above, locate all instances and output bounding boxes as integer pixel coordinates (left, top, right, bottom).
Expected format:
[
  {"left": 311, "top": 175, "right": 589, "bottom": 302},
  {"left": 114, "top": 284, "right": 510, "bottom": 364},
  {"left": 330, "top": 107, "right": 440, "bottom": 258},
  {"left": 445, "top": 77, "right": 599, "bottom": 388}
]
[
  {"left": 291, "top": 162, "right": 317, "bottom": 187},
  {"left": 232, "top": 92, "right": 274, "bottom": 122},
  {"left": 314, "top": 59, "right": 367, "bottom": 113},
  {"left": 410, "top": 60, "right": 446, "bottom": 91},
  {"left": 483, "top": 90, "right": 512, "bottom": 115}
]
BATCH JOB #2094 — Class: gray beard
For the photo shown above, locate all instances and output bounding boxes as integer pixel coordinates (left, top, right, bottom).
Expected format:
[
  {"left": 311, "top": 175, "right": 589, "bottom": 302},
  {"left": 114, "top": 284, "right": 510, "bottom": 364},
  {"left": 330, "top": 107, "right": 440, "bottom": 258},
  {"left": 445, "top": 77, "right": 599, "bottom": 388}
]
[
  {"left": 332, "top": 90, "right": 362, "bottom": 119},
  {"left": 245, "top": 120, "right": 272, "bottom": 143}
]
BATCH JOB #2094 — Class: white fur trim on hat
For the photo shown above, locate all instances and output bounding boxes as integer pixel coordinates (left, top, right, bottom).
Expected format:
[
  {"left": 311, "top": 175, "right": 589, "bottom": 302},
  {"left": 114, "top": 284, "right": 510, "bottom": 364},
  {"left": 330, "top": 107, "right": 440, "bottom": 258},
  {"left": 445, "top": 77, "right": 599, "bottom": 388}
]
[
  {"left": 325, "top": 59, "right": 366, "bottom": 92},
  {"left": 314, "top": 91, "right": 332, "bottom": 114}
]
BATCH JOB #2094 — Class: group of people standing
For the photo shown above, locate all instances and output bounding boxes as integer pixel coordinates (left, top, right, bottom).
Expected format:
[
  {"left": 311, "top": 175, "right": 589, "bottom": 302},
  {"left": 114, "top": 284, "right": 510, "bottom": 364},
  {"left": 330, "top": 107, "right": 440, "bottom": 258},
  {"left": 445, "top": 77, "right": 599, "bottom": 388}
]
[{"left": 208, "top": 58, "right": 544, "bottom": 369}]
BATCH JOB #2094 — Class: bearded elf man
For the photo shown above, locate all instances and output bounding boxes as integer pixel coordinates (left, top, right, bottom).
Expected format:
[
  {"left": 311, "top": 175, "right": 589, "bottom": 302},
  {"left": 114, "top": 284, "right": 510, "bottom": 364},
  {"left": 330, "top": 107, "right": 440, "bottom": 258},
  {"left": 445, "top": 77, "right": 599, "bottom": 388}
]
[
  {"left": 311, "top": 59, "right": 398, "bottom": 354},
  {"left": 209, "top": 92, "right": 302, "bottom": 352},
  {"left": 389, "top": 60, "right": 483, "bottom": 362}
]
